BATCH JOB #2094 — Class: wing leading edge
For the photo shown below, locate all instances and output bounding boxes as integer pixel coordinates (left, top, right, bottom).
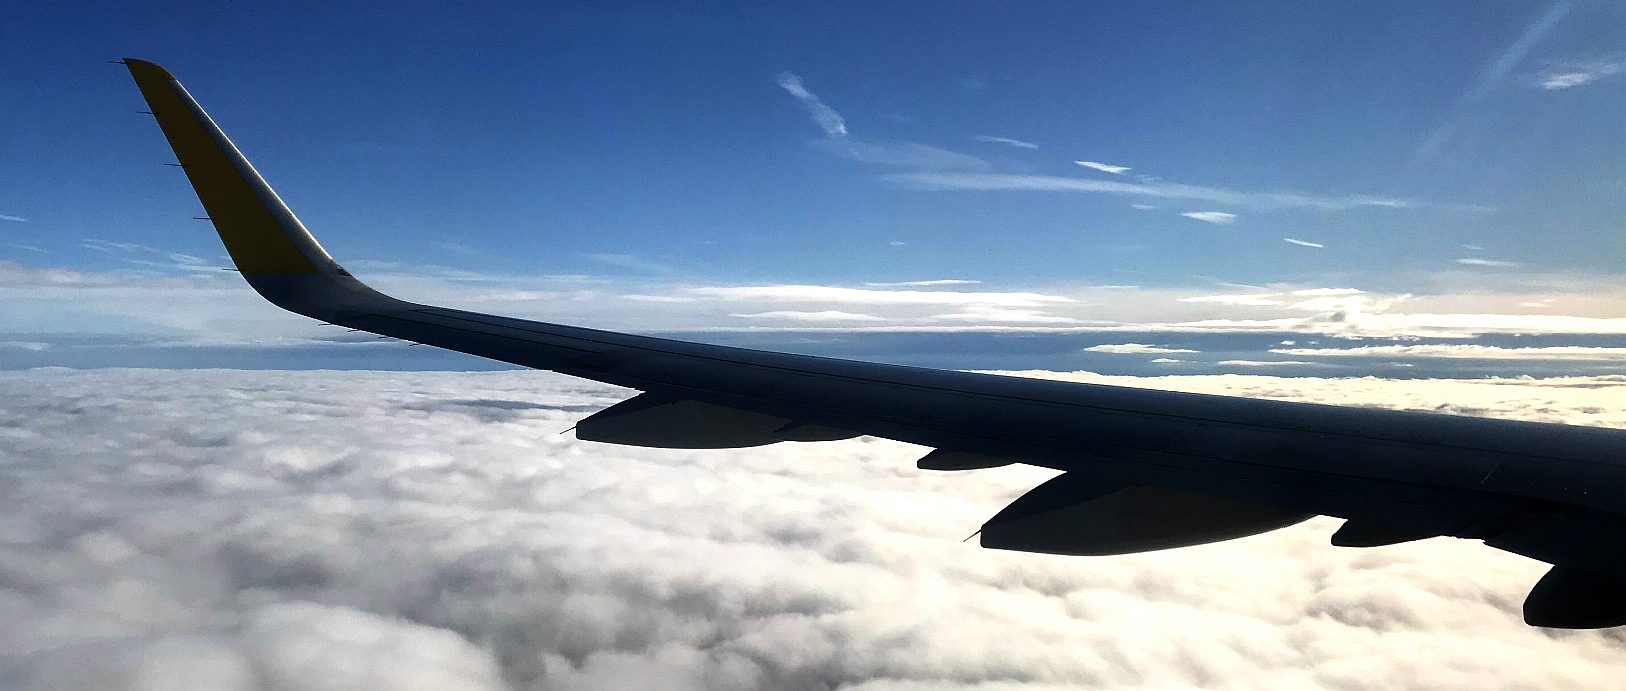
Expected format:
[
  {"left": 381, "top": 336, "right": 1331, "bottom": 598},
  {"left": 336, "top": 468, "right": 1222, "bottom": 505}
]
[{"left": 124, "top": 59, "right": 1626, "bottom": 629}]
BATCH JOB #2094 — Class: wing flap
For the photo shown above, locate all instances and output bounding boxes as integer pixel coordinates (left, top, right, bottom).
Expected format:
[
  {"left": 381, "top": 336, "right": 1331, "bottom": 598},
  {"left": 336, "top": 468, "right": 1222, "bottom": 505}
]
[{"left": 980, "top": 473, "right": 1314, "bottom": 556}]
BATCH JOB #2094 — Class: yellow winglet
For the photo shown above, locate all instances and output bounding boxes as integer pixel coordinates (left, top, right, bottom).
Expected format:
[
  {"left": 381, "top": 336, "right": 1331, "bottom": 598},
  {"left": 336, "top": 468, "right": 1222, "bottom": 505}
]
[{"left": 126, "top": 59, "right": 328, "bottom": 276}]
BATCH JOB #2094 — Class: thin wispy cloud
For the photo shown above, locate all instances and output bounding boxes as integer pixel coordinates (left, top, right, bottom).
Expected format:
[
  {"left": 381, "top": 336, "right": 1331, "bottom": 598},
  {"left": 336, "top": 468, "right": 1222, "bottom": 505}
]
[
  {"left": 886, "top": 173, "right": 1418, "bottom": 211},
  {"left": 1538, "top": 58, "right": 1626, "bottom": 90},
  {"left": 817, "top": 139, "right": 987, "bottom": 169},
  {"left": 1074, "top": 160, "right": 1130, "bottom": 175},
  {"left": 1180, "top": 293, "right": 1284, "bottom": 306},
  {"left": 778, "top": 72, "right": 985, "bottom": 170},
  {"left": 689, "top": 284, "right": 1073, "bottom": 307},
  {"left": 583, "top": 252, "right": 673, "bottom": 275},
  {"left": 1273, "top": 344, "right": 1626, "bottom": 360},
  {"left": 730, "top": 310, "right": 887, "bottom": 322},
  {"left": 971, "top": 135, "right": 1038, "bottom": 149},
  {"left": 1130, "top": 203, "right": 1157, "bottom": 210},
  {"left": 1415, "top": 2, "right": 1572, "bottom": 161},
  {"left": 1462, "top": 244, "right": 1486, "bottom": 251},
  {"left": 1470, "top": 3, "right": 1573, "bottom": 101},
  {"left": 1283, "top": 238, "right": 1325, "bottom": 248},
  {"left": 930, "top": 306, "right": 1084, "bottom": 324},
  {"left": 1457, "top": 257, "right": 1520, "bottom": 267},
  {"left": 1182, "top": 211, "right": 1237, "bottom": 224},
  {"left": 775, "top": 72, "right": 847, "bottom": 137},
  {"left": 79, "top": 239, "right": 220, "bottom": 272},
  {"left": 1217, "top": 359, "right": 1316, "bottom": 367},
  {"left": 0, "top": 214, "right": 26, "bottom": 223},
  {"left": 9, "top": 244, "right": 47, "bottom": 254},
  {"left": 863, "top": 279, "right": 981, "bottom": 287}
]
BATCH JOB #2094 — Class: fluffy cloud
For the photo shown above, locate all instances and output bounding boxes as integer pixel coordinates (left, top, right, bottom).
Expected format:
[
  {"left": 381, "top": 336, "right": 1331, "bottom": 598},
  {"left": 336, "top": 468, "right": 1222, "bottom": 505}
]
[
  {"left": 1082, "top": 343, "right": 1199, "bottom": 354},
  {"left": 2, "top": 369, "right": 1625, "bottom": 689}
]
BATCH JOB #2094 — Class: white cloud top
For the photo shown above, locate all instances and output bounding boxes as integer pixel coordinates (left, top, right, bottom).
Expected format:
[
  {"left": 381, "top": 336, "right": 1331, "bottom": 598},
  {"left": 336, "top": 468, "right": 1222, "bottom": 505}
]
[
  {"left": 3, "top": 369, "right": 1625, "bottom": 688},
  {"left": 1084, "top": 343, "right": 1200, "bottom": 354}
]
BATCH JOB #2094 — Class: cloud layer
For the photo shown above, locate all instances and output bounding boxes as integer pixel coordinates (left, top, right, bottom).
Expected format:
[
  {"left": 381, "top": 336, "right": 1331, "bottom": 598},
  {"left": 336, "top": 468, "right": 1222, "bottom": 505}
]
[{"left": 3, "top": 369, "right": 1626, "bottom": 689}]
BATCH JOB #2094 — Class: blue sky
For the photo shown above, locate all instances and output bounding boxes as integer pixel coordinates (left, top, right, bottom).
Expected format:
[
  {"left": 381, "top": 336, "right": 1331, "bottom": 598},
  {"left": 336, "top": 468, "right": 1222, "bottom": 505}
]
[{"left": 3, "top": 2, "right": 1625, "bottom": 373}]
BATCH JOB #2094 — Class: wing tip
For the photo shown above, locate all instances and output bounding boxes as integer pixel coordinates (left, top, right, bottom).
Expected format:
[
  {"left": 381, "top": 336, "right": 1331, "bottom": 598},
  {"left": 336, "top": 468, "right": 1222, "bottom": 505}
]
[{"left": 123, "top": 58, "right": 174, "bottom": 81}]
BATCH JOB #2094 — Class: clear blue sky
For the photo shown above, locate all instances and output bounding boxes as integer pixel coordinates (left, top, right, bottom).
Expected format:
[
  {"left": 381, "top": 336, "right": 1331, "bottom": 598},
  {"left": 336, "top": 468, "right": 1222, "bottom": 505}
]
[{"left": 3, "top": 2, "right": 1625, "bottom": 372}]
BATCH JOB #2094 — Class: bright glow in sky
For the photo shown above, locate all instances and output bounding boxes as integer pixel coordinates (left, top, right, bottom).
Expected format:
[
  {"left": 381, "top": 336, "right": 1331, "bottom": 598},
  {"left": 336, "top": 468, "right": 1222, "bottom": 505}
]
[{"left": 1, "top": 3, "right": 1624, "bottom": 374}]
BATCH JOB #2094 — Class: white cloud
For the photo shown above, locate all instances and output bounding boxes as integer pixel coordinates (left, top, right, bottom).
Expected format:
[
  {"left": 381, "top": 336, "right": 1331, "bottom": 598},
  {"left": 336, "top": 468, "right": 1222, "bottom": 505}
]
[
  {"left": 79, "top": 238, "right": 225, "bottom": 273},
  {"left": 9, "top": 244, "right": 47, "bottom": 254},
  {"left": 0, "top": 214, "right": 26, "bottom": 223},
  {"left": 777, "top": 73, "right": 984, "bottom": 171},
  {"left": 1456, "top": 258, "right": 1520, "bottom": 268},
  {"left": 1074, "top": 160, "right": 1131, "bottom": 175},
  {"left": 1273, "top": 344, "right": 1626, "bottom": 361},
  {"left": 889, "top": 173, "right": 1417, "bottom": 211},
  {"left": 1182, "top": 211, "right": 1237, "bottom": 225},
  {"left": 971, "top": 135, "right": 1038, "bottom": 149},
  {"left": 775, "top": 72, "right": 847, "bottom": 138},
  {"left": 816, "top": 139, "right": 987, "bottom": 170},
  {"left": 862, "top": 279, "right": 982, "bottom": 287},
  {"left": 1180, "top": 293, "right": 1284, "bottom": 307},
  {"left": 1130, "top": 204, "right": 1158, "bottom": 210},
  {"left": 1215, "top": 359, "right": 1316, "bottom": 367},
  {"left": 929, "top": 306, "right": 1084, "bottom": 324},
  {"left": 584, "top": 253, "right": 673, "bottom": 275},
  {"left": 1150, "top": 357, "right": 1185, "bottom": 364},
  {"left": 729, "top": 310, "right": 887, "bottom": 322},
  {"left": 1083, "top": 343, "right": 1199, "bottom": 354},
  {"left": 4, "top": 369, "right": 1625, "bottom": 690},
  {"left": 689, "top": 285, "right": 1074, "bottom": 307},
  {"left": 1538, "top": 59, "right": 1626, "bottom": 90},
  {"left": 1414, "top": 3, "right": 1571, "bottom": 161},
  {"left": 1462, "top": 244, "right": 1485, "bottom": 251},
  {"left": 1283, "top": 238, "right": 1324, "bottom": 248}
]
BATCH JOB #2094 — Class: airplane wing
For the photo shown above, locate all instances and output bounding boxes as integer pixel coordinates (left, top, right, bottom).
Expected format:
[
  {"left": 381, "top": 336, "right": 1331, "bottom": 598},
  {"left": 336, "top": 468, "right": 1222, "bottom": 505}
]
[{"left": 122, "top": 58, "right": 1626, "bottom": 629}]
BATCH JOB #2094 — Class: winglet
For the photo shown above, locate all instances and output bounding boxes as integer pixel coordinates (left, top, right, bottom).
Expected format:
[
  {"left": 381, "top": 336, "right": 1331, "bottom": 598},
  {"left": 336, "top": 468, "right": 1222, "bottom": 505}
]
[{"left": 125, "top": 59, "right": 399, "bottom": 320}]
